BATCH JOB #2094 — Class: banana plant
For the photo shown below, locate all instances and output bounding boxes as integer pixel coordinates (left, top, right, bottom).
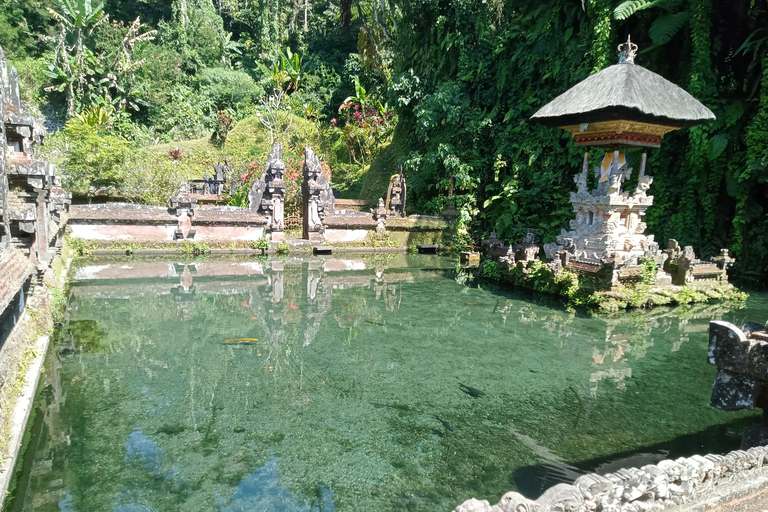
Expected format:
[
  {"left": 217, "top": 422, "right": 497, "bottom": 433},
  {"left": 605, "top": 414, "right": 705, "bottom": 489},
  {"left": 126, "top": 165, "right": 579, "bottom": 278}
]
[
  {"left": 257, "top": 47, "right": 304, "bottom": 93},
  {"left": 340, "top": 76, "right": 367, "bottom": 111},
  {"left": 46, "top": 0, "right": 106, "bottom": 115}
]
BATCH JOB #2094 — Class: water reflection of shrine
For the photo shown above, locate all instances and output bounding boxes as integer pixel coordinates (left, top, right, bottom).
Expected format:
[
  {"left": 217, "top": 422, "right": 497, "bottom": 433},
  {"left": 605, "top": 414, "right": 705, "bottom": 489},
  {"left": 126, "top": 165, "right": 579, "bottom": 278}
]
[{"left": 490, "top": 297, "right": 735, "bottom": 397}]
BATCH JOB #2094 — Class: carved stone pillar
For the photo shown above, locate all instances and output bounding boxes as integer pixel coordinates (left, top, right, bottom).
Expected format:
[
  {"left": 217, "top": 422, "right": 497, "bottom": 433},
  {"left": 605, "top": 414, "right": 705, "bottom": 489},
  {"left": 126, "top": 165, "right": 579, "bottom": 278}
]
[
  {"left": 301, "top": 147, "right": 333, "bottom": 241},
  {"left": 249, "top": 144, "right": 286, "bottom": 241}
]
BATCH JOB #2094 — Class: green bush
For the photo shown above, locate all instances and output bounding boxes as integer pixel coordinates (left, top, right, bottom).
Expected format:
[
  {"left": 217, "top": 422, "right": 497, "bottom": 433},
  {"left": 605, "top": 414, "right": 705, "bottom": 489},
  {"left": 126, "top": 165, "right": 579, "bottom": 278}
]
[
  {"left": 196, "top": 67, "right": 263, "bottom": 112},
  {"left": 253, "top": 238, "right": 270, "bottom": 252},
  {"left": 482, "top": 260, "right": 501, "bottom": 280},
  {"left": 57, "top": 124, "right": 131, "bottom": 193}
]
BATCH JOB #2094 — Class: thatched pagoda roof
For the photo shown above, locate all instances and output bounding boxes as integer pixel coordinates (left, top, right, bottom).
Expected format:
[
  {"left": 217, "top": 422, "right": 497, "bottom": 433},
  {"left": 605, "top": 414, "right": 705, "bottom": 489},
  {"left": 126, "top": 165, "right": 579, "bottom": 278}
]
[{"left": 530, "top": 61, "right": 715, "bottom": 128}]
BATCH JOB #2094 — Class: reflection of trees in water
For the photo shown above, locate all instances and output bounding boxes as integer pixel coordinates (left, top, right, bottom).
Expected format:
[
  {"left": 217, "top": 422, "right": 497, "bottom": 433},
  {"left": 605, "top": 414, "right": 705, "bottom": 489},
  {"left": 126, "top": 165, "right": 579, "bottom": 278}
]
[{"left": 15, "top": 259, "right": 418, "bottom": 511}]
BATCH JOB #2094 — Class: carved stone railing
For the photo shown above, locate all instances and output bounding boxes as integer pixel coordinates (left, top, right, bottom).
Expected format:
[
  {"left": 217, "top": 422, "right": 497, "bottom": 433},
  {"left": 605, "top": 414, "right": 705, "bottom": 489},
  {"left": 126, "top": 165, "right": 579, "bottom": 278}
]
[{"left": 451, "top": 445, "right": 768, "bottom": 512}]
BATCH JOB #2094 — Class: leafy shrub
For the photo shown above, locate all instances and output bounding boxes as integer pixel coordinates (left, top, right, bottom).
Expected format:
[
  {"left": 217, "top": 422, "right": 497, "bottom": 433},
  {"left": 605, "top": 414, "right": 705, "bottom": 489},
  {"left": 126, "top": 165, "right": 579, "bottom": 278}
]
[
  {"left": 196, "top": 67, "right": 263, "bottom": 113},
  {"left": 57, "top": 124, "right": 131, "bottom": 193},
  {"left": 253, "top": 238, "right": 270, "bottom": 252},
  {"left": 482, "top": 260, "right": 501, "bottom": 280}
]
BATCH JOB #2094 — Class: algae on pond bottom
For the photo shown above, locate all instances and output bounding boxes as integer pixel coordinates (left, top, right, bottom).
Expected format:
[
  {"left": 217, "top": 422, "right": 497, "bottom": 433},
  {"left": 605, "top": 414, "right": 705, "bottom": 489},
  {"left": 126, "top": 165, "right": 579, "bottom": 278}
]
[{"left": 7, "top": 256, "right": 762, "bottom": 512}]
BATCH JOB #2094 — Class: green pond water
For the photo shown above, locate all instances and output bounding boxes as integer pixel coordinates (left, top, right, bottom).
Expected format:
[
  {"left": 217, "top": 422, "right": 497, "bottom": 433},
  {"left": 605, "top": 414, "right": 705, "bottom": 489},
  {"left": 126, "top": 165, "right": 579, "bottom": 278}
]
[{"left": 7, "top": 255, "right": 766, "bottom": 512}]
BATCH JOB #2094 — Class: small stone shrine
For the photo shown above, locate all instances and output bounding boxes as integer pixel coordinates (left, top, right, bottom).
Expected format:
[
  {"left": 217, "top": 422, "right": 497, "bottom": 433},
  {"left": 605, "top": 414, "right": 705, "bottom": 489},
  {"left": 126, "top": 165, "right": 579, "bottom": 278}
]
[
  {"left": 189, "top": 159, "right": 228, "bottom": 195},
  {"left": 385, "top": 165, "right": 407, "bottom": 217},
  {"left": 249, "top": 144, "right": 286, "bottom": 241},
  {"left": 529, "top": 36, "right": 732, "bottom": 289},
  {"left": 482, "top": 228, "right": 541, "bottom": 266},
  {"left": 302, "top": 146, "right": 334, "bottom": 241}
]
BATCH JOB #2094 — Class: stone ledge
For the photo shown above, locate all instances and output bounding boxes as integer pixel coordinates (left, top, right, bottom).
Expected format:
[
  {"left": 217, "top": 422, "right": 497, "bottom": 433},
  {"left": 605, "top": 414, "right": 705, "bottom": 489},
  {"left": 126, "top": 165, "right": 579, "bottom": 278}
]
[
  {"left": 324, "top": 214, "right": 448, "bottom": 231},
  {"left": 192, "top": 207, "right": 267, "bottom": 224},
  {"left": 387, "top": 216, "right": 449, "bottom": 231},
  {"left": 70, "top": 203, "right": 175, "bottom": 222},
  {"left": 451, "top": 445, "right": 768, "bottom": 512},
  {"left": 0, "top": 333, "right": 50, "bottom": 510}
]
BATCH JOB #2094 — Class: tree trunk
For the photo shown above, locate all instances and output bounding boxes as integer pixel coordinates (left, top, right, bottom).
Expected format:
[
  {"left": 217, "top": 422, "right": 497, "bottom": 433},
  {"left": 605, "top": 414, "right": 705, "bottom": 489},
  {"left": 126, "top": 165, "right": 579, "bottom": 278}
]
[
  {"left": 76, "top": 27, "right": 85, "bottom": 95},
  {"left": 340, "top": 0, "right": 351, "bottom": 28}
]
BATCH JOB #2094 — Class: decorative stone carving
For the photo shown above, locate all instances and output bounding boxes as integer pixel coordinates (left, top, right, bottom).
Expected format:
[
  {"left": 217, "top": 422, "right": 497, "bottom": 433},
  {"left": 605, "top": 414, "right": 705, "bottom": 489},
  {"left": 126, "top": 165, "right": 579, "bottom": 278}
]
[
  {"left": 302, "top": 146, "right": 334, "bottom": 240},
  {"left": 662, "top": 239, "right": 731, "bottom": 285},
  {"left": 385, "top": 165, "right": 407, "bottom": 217},
  {"left": 515, "top": 228, "right": 539, "bottom": 262},
  {"left": 372, "top": 197, "right": 388, "bottom": 232},
  {"left": 250, "top": 144, "right": 286, "bottom": 236},
  {"left": 707, "top": 320, "right": 768, "bottom": 414},
  {"left": 549, "top": 152, "right": 656, "bottom": 266},
  {"left": 0, "top": 45, "right": 70, "bottom": 267}
]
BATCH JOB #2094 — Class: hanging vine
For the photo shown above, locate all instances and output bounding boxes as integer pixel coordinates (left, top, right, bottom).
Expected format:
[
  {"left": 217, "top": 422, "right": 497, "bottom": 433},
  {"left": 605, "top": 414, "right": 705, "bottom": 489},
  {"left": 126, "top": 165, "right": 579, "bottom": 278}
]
[
  {"left": 735, "top": 49, "right": 768, "bottom": 266},
  {"left": 589, "top": 0, "right": 613, "bottom": 73}
]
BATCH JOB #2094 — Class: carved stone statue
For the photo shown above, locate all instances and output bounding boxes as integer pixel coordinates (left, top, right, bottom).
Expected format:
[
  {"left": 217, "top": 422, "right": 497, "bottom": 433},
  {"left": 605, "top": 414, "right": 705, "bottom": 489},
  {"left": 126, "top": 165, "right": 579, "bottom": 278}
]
[
  {"left": 249, "top": 144, "right": 286, "bottom": 237},
  {"left": 211, "top": 158, "right": 230, "bottom": 194},
  {"left": 385, "top": 165, "right": 407, "bottom": 217},
  {"left": 302, "top": 146, "right": 334, "bottom": 240}
]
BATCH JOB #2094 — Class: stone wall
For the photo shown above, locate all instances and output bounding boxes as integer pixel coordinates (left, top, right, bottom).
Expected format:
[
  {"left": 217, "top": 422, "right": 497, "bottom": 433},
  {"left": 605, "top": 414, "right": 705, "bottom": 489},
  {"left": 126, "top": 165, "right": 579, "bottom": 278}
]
[
  {"left": 323, "top": 212, "right": 448, "bottom": 246},
  {"left": 451, "top": 445, "right": 768, "bottom": 512},
  {"left": 68, "top": 203, "right": 267, "bottom": 242},
  {"left": 68, "top": 203, "right": 448, "bottom": 248},
  {"left": 0, "top": 43, "right": 70, "bottom": 331}
]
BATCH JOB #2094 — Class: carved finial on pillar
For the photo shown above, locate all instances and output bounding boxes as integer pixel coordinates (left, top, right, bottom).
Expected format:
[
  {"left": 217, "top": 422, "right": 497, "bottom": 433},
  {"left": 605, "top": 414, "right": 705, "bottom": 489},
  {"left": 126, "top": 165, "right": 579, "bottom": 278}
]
[{"left": 618, "top": 35, "right": 638, "bottom": 64}]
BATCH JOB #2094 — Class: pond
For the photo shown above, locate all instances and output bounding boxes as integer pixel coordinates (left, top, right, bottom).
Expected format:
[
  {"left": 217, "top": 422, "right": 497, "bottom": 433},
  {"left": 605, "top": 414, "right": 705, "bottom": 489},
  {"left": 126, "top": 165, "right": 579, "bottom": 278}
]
[{"left": 7, "top": 255, "right": 764, "bottom": 512}]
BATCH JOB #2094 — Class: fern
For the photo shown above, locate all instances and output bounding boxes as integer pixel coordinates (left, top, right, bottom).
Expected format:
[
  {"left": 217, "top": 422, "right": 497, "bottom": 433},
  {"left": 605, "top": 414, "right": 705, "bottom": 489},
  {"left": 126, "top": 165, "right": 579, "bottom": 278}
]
[
  {"left": 649, "top": 12, "right": 690, "bottom": 46},
  {"left": 613, "top": 0, "right": 657, "bottom": 20},
  {"left": 613, "top": 0, "right": 681, "bottom": 20}
]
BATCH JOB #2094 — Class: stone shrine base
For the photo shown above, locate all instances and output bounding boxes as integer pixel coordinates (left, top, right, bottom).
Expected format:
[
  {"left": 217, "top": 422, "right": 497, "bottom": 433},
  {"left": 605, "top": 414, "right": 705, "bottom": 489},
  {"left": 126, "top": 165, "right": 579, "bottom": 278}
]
[{"left": 482, "top": 259, "right": 745, "bottom": 313}]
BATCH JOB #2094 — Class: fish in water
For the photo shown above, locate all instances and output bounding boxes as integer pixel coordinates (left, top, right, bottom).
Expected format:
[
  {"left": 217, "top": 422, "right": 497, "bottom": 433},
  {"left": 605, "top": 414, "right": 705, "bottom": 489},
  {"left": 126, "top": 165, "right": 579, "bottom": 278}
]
[
  {"left": 459, "top": 383, "right": 487, "bottom": 398},
  {"left": 434, "top": 415, "right": 454, "bottom": 432},
  {"left": 431, "top": 429, "right": 444, "bottom": 438},
  {"left": 365, "top": 319, "right": 386, "bottom": 326},
  {"left": 465, "top": 302, "right": 480, "bottom": 305},
  {"left": 224, "top": 338, "right": 259, "bottom": 344}
]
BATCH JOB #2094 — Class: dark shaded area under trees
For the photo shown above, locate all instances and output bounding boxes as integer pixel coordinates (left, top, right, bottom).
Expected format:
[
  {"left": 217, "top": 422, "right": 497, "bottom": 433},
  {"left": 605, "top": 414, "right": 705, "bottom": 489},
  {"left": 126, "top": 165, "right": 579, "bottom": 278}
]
[{"left": 1, "top": 0, "right": 767, "bottom": 279}]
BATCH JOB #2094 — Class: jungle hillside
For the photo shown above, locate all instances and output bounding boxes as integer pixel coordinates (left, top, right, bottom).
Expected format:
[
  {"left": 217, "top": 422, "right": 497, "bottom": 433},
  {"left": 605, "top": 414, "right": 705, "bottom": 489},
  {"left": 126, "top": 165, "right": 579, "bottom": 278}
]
[{"left": 3, "top": 0, "right": 767, "bottom": 279}]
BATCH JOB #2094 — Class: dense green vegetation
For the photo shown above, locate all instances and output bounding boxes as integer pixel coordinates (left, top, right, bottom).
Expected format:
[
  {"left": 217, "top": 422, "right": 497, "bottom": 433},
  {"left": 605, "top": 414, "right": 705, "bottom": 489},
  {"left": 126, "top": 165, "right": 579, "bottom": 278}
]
[{"left": 3, "top": 0, "right": 767, "bottom": 278}]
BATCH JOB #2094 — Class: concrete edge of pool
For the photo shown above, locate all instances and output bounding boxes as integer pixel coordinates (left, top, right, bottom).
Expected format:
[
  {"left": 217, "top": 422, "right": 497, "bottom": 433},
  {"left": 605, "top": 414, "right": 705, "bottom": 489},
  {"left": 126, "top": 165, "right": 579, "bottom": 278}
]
[
  {"left": 450, "top": 442, "right": 768, "bottom": 511},
  {"left": 0, "top": 333, "right": 49, "bottom": 510}
]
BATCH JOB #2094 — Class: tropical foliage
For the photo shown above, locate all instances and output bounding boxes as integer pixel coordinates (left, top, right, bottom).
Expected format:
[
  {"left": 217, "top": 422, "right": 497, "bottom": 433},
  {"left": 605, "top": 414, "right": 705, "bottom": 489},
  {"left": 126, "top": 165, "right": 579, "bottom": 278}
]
[{"left": 2, "top": 0, "right": 767, "bottom": 278}]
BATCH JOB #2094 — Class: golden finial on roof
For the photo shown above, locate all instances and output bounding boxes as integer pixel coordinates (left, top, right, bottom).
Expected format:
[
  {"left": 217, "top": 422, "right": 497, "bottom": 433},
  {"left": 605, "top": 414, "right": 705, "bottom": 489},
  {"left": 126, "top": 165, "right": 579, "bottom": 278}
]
[{"left": 618, "top": 35, "right": 638, "bottom": 64}]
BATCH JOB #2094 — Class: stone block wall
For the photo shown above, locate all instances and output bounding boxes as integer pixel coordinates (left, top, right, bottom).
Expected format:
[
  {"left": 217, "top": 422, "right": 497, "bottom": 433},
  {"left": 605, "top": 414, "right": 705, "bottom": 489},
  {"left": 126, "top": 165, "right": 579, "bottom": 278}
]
[
  {"left": 68, "top": 204, "right": 268, "bottom": 243},
  {"left": 0, "top": 44, "right": 70, "bottom": 320}
]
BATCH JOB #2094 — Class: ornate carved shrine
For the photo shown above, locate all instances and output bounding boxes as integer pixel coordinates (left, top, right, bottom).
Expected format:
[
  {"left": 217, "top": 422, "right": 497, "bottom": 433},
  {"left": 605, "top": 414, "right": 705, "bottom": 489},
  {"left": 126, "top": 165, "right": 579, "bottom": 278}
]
[
  {"left": 249, "top": 144, "right": 286, "bottom": 241},
  {"left": 302, "top": 147, "right": 334, "bottom": 240},
  {"left": 385, "top": 165, "right": 407, "bottom": 217}
]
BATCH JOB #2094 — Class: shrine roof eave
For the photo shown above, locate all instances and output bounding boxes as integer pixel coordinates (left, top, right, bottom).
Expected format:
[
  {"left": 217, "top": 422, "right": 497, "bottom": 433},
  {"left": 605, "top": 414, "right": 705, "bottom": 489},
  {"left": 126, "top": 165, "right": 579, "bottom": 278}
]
[
  {"left": 530, "top": 62, "right": 715, "bottom": 129},
  {"left": 532, "top": 105, "right": 693, "bottom": 129}
]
